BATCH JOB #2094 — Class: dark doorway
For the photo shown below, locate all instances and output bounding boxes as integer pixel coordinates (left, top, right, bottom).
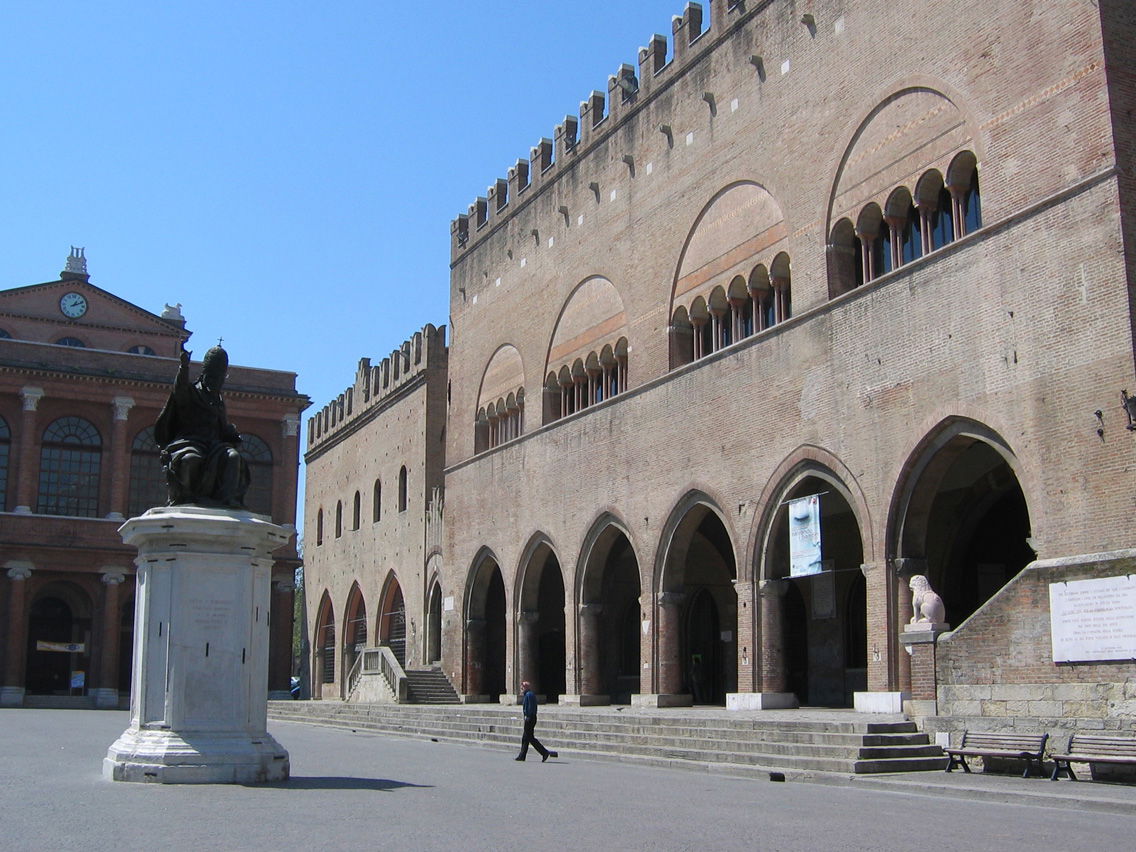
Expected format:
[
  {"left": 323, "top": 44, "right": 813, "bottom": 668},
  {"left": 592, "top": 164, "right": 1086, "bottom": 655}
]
[
  {"left": 484, "top": 569, "right": 506, "bottom": 701},
  {"left": 686, "top": 588, "right": 721, "bottom": 704},
  {"left": 26, "top": 594, "right": 90, "bottom": 696}
]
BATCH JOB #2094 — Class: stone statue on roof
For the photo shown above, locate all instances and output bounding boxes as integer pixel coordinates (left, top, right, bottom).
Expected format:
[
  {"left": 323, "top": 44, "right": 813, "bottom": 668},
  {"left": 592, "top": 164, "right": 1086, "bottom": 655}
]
[{"left": 154, "top": 344, "right": 250, "bottom": 509}]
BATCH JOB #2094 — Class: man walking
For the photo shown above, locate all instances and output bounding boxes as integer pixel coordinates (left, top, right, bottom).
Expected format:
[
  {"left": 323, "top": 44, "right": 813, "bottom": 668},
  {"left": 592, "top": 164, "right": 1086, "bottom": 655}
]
[{"left": 515, "top": 680, "right": 557, "bottom": 762}]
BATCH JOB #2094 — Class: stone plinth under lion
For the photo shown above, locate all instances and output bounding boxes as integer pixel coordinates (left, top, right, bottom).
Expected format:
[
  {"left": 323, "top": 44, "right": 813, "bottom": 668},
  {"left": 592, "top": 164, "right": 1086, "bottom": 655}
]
[{"left": 103, "top": 506, "right": 290, "bottom": 783}]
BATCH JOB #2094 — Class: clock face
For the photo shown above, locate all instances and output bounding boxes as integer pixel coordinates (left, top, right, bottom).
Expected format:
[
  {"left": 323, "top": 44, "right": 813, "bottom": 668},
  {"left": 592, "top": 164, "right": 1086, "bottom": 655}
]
[{"left": 60, "top": 292, "right": 88, "bottom": 318}]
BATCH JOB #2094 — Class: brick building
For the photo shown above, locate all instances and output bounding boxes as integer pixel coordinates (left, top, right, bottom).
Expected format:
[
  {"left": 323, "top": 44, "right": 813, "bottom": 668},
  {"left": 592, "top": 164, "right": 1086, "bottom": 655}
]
[
  {"left": 1, "top": 252, "right": 309, "bottom": 708},
  {"left": 304, "top": 0, "right": 1136, "bottom": 733}
]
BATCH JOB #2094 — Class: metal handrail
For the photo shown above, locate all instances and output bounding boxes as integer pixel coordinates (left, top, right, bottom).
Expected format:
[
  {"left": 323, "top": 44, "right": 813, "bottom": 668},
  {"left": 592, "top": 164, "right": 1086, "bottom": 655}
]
[{"left": 345, "top": 647, "right": 364, "bottom": 698}]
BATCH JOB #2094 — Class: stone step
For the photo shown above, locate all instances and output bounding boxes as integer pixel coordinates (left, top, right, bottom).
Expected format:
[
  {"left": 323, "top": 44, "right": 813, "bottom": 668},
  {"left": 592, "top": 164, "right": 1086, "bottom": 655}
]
[
  {"left": 268, "top": 702, "right": 944, "bottom": 775},
  {"left": 270, "top": 706, "right": 928, "bottom": 748}
]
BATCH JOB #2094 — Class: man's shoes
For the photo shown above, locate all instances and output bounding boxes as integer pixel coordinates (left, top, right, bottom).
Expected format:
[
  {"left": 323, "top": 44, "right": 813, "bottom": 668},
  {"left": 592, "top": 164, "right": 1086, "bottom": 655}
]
[
  {"left": 514, "top": 756, "right": 525, "bottom": 761},
  {"left": 542, "top": 751, "right": 558, "bottom": 762}
]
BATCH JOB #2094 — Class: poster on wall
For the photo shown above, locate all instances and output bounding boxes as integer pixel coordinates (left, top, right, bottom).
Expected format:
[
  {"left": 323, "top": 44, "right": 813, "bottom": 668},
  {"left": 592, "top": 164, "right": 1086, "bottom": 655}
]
[
  {"left": 788, "top": 494, "right": 823, "bottom": 577},
  {"left": 1049, "top": 575, "right": 1136, "bottom": 662}
]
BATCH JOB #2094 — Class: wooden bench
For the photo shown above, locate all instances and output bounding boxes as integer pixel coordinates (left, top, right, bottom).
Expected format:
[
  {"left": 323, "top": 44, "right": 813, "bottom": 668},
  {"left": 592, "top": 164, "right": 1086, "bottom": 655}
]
[
  {"left": 944, "top": 731, "right": 1049, "bottom": 778},
  {"left": 1050, "top": 734, "right": 1136, "bottom": 781}
]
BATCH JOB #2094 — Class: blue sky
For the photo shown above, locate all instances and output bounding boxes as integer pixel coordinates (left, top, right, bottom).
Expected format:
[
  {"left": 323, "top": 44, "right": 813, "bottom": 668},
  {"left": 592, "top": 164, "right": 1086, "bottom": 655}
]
[{"left": 1, "top": 0, "right": 677, "bottom": 419}]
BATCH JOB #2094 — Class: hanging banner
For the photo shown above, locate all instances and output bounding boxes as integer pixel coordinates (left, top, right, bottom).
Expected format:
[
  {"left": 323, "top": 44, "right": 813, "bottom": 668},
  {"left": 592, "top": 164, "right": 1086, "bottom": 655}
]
[
  {"left": 788, "top": 494, "right": 823, "bottom": 577},
  {"left": 36, "top": 641, "right": 85, "bottom": 653}
]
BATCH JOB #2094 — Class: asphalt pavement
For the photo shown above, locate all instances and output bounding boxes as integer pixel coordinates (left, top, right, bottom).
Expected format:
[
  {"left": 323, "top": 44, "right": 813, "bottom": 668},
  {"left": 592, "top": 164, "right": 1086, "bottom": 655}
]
[{"left": 1, "top": 709, "right": 1132, "bottom": 851}]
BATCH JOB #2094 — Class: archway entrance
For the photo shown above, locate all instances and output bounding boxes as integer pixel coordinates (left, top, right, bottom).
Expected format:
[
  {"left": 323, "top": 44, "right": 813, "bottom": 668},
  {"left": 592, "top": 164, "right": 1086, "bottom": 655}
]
[
  {"left": 313, "top": 592, "right": 335, "bottom": 697},
  {"left": 378, "top": 577, "right": 405, "bottom": 667},
  {"left": 660, "top": 503, "right": 737, "bottom": 705},
  {"left": 579, "top": 523, "right": 640, "bottom": 703},
  {"left": 517, "top": 542, "right": 566, "bottom": 702},
  {"left": 343, "top": 584, "right": 367, "bottom": 695},
  {"left": 894, "top": 425, "right": 1033, "bottom": 626},
  {"left": 25, "top": 585, "right": 92, "bottom": 697},
  {"left": 765, "top": 474, "right": 866, "bottom": 707},
  {"left": 466, "top": 556, "right": 506, "bottom": 701},
  {"left": 427, "top": 581, "right": 443, "bottom": 665}
]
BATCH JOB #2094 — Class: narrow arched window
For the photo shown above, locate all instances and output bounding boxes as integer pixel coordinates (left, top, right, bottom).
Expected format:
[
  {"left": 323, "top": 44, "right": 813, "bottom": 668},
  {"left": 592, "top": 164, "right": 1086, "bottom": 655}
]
[
  {"left": 237, "top": 433, "right": 273, "bottom": 516},
  {"left": 0, "top": 415, "right": 10, "bottom": 512},
  {"left": 398, "top": 466, "right": 408, "bottom": 512},
  {"left": 38, "top": 416, "right": 102, "bottom": 517},
  {"left": 962, "top": 169, "right": 982, "bottom": 235},
  {"left": 128, "top": 426, "right": 165, "bottom": 517},
  {"left": 316, "top": 508, "right": 324, "bottom": 545},
  {"left": 335, "top": 501, "right": 343, "bottom": 537},
  {"left": 373, "top": 479, "right": 382, "bottom": 523},
  {"left": 352, "top": 491, "right": 361, "bottom": 530}
]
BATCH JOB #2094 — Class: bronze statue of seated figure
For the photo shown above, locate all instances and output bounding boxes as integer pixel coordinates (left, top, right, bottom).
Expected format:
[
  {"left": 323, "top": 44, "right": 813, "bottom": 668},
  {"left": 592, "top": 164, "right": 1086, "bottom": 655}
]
[{"left": 154, "top": 345, "right": 250, "bottom": 509}]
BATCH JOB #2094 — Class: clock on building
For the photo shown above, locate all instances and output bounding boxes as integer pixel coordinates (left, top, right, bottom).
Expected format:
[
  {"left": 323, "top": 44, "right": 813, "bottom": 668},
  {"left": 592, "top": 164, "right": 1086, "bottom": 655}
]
[{"left": 60, "top": 292, "right": 88, "bottom": 318}]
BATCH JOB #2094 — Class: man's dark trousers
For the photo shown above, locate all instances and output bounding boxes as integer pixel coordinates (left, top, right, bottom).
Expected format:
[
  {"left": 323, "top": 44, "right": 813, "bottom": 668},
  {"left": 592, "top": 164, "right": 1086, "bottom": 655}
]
[{"left": 517, "top": 715, "right": 549, "bottom": 760}]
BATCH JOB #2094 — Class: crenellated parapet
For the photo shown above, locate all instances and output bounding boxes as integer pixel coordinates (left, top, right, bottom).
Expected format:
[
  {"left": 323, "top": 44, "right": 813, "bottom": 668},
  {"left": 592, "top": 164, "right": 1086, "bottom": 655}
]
[
  {"left": 306, "top": 324, "right": 447, "bottom": 451},
  {"left": 450, "top": 0, "right": 753, "bottom": 260}
]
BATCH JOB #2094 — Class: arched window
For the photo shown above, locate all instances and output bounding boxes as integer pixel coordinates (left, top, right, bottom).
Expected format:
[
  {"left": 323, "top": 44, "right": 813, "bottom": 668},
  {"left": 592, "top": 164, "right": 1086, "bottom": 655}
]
[
  {"left": 398, "top": 466, "right": 408, "bottom": 512},
  {"left": 37, "top": 416, "right": 102, "bottom": 517},
  {"left": 238, "top": 433, "right": 273, "bottom": 516},
  {"left": 316, "top": 508, "right": 324, "bottom": 545},
  {"left": 0, "top": 328, "right": 11, "bottom": 338},
  {"left": 352, "top": 491, "right": 361, "bottom": 531},
  {"left": 770, "top": 252, "right": 792, "bottom": 324},
  {"left": 827, "top": 218, "right": 862, "bottom": 298},
  {"left": 0, "top": 415, "right": 10, "bottom": 512},
  {"left": 55, "top": 337, "right": 86, "bottom": 348},
  {"left": 372, "top": 479, "right": 382, "bottom": 523},
  {"left": 335, "top": 501, "right": 343, "bottom": 537},
  {"left": 947, "top": 151, "right": 982, "bottom": 237},
  {"left": 128, "top": 426, "right": 165, "bottom": 517},
  {"left": 127, "top": 345, "right": 156, "bottom": 355}
]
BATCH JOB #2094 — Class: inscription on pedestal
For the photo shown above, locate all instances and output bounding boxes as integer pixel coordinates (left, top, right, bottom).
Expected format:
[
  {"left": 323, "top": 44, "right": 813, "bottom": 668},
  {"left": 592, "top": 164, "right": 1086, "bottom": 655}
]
[{"left": 189, "top": 598, "right": 233, "bottom": 632}]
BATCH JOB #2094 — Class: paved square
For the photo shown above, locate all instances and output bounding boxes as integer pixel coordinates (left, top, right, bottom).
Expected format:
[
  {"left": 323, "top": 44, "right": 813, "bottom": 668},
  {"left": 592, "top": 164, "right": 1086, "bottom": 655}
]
[{"left": 2, "top": 710, "right": 1132, "bottom": 851}]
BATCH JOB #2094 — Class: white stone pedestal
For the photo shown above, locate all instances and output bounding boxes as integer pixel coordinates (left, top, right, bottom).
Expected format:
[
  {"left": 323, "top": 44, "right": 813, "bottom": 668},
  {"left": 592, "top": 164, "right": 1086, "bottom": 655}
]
[
  {"left": 726, "top": 692, "right": 799, "bottom": 710},
  {"left": 103, "top": 507, "right": 291, "bottom": 784}
]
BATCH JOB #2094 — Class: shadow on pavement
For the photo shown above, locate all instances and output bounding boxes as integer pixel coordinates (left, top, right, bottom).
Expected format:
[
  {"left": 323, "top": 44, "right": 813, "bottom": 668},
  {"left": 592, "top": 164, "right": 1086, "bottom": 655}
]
[{"left": 257, "top": 776, "right": 434, "bottom": 791}]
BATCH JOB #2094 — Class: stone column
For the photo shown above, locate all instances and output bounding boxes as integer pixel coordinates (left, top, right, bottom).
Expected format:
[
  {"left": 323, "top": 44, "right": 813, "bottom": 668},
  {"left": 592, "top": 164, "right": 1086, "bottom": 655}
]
[
  {"left": 893, "top": 557, "right": 926, "bottom": 695},
  {"left": 656, "top": 591, "right": 685, "bottom": 697},
  {"left": 1, "top": 561, "right": 33, "bottom": 706},
  {"left": 106, "top": 396, "right": 134, "bottom": 520},
  {"left": 731, "top": 580, "right": 756, "bottom": 693},
  {"left": 758, "top": 579, "right": 786, "bottom": 693},
  {"left": 93, "top": 569, "right": 127, "bottom": 708},
  {"left": 577, "top": 603, "right": 604, "bottom": 698},
  {"left": 464, "top": 618, "right": 486, "bottom": 698},
  {"left": 516, "top": 610, "right": 540, "bottom": 693},
  {"left": 278, "top": 415, "right": 301, "bottom": 523},
  {"left": 13, "top": 387, "right": 44, "bottom": 513},
  {"left": 268, "top": 579, "right": 295, "bottom": 699}
]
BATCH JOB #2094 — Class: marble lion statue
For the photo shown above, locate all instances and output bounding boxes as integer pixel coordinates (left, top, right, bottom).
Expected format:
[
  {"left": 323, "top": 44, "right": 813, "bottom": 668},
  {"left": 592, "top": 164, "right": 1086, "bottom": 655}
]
[{"left": 909, "top": 574, "right": 946, "bottom": 624}]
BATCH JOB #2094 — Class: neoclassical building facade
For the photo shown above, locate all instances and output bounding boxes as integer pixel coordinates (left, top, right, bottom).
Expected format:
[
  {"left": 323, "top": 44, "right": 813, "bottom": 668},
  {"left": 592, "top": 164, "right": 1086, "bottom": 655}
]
[
  {"left": 0, "top": 255, "right": 309, "bottom": 708},
  {"left": 305, "top": 0, "right": 1136, "bottom": 729}
]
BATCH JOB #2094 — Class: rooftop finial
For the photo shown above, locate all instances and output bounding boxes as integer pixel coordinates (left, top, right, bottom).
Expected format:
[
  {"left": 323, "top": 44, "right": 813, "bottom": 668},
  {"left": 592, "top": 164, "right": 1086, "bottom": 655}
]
[{"left": 62, "top": 246, "right": 89, "bottom": 281}]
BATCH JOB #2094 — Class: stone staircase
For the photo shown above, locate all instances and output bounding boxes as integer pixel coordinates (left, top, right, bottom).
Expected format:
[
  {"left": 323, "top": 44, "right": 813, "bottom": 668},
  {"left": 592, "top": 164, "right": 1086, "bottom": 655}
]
[
  {"left": 404, "top": 666, "right": 461, "bottom": 704},
  {"left": 268, "top": 702, "right": 947, "bottom": 778}
]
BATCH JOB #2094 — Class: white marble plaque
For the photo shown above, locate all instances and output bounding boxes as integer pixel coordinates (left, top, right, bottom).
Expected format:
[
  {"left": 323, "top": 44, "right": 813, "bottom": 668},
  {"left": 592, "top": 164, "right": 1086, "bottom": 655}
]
[{"left": 1050, "top": 575, "right": 1136, "bottom": 662}]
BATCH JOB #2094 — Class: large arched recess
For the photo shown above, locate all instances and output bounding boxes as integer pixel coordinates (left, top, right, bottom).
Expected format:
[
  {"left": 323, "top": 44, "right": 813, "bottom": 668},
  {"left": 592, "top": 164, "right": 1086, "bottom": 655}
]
[
  {"left": 342, "top": 582, "right": 368, "bottom": 696},
  {"left": 576, "top": 513, "right": 642, "bottom": 703},
  {"left": 825, "top": 82, "right": 981, "bottom": 232},
  {"left": 313, "top": 590, "right": 335, "bottom": 698},
  {"left": 465, "top": 548, "right": 507, "bottom": 701},
  {"left": 515, "top": 533, "right": 566, "bottom": 701},
  {"left": 24, "top": 581, "right": 93, "bottom": 696},
  {"left": 377, "top": 572, "right": 406, "bottom": 668},
  {"left": 757, "top": 460, "right": 869, "bottom": 707},
  {"left": 888, "top": 418, "right": 1034, "bottom": 628},
  {"left": 656, "top": 492, "right": 738, "bottom": 705}
]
